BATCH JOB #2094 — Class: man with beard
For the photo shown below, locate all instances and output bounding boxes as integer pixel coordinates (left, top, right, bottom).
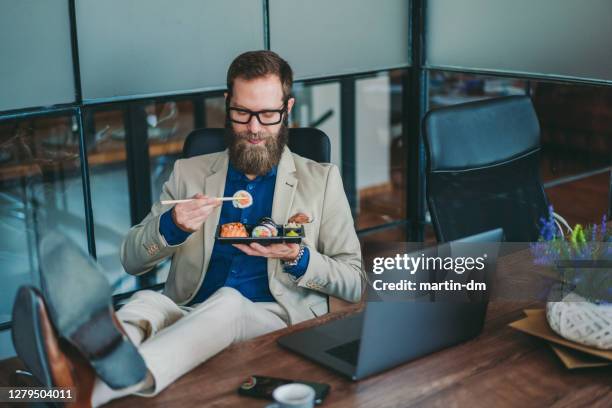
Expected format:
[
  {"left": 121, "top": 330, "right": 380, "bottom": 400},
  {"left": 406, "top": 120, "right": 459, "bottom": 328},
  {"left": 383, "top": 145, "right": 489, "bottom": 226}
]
[{"left": 11, "top": 51, "right": 363, "bottom": 407}]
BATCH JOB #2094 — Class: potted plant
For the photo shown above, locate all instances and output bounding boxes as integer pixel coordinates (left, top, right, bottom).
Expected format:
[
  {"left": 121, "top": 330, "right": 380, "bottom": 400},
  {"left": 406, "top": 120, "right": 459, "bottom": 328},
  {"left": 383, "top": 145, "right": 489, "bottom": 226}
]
[{"left": 530, "top": 206, "right": 612, "bottom": 350}]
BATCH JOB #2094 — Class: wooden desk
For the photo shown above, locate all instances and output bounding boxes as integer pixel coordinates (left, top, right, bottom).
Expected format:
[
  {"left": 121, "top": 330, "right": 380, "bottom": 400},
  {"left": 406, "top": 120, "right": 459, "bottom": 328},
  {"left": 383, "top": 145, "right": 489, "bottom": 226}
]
[
  {"left": 1, "top": 254, "right": 610, "bottom": 407},
  {"left": 102, "top": 300, "right": 610, "bottom": 407}
]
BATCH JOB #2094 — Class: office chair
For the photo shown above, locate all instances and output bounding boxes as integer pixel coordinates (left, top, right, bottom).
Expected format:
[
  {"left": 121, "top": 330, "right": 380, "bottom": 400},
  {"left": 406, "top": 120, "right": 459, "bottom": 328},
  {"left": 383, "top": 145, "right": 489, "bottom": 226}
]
[
  {"left": 183, "top": 127, "right": 331, "bottom": 163},
  {"left": 423, "top": 95, "right": 549, "bottom": 242}
]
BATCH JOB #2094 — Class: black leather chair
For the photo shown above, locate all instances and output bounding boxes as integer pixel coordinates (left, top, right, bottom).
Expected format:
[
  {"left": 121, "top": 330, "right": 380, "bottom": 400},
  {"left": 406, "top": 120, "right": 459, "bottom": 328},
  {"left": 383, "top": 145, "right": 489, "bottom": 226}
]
[
  {"left": 182, "top": 127, "right": 331, "bottom": 163},
  {"left": 423, "top": 95, "right": 549, "bottom": 242}
]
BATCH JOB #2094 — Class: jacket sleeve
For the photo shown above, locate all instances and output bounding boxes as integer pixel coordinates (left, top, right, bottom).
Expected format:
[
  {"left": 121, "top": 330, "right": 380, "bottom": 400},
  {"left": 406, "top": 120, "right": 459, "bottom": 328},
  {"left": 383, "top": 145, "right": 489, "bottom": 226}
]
[
  {"left": 120, "top": 160, "right": 186, "bottom": 276},
  {"left": 296, "top": 165, "right": 364, "bottom": 303}
]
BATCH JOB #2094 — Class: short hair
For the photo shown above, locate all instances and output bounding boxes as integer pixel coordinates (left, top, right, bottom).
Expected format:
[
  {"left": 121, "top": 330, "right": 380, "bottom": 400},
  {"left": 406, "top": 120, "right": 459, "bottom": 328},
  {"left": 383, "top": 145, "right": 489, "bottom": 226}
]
[{"left": 226, "top": 50, "right": 293, "bottom": 103}]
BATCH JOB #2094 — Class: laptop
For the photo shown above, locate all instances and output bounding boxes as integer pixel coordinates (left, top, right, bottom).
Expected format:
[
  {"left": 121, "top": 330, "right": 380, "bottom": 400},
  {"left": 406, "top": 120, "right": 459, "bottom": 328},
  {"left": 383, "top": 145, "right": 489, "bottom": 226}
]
[{"left": 277, "top": 228, "right": 503, "bottom": 380}]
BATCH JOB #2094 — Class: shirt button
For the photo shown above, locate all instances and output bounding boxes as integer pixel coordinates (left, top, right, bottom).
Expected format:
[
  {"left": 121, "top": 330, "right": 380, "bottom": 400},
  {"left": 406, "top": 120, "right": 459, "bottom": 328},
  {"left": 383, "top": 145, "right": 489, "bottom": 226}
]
[{"left": 242, "top": 218, "right": 248, "bottom": 223}]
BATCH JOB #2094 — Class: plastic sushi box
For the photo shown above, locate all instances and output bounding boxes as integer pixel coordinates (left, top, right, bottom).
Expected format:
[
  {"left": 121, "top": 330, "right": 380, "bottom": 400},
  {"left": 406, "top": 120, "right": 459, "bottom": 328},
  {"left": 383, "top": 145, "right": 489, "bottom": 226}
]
[{"left": 215, "top": 224, "right": 304, "bottom": 245}]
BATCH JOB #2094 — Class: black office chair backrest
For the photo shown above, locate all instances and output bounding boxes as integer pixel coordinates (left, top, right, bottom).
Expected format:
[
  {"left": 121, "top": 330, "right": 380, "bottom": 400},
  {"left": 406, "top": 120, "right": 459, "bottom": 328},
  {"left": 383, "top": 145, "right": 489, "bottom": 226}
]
[
  {"left": 182, "top": 127, "right": 331, "bottom": 163},
  {"left": 423, "top": 95, "right": 549, "bottom": 242}
]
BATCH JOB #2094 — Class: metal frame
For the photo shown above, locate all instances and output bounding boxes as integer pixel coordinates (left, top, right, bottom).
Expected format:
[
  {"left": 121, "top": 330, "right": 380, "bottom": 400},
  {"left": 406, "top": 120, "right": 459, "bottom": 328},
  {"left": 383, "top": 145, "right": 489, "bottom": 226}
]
[
  {"left": 124, "top": 103, "right": 152, "bottom": 226},
  {"left": 76, "top": 107, "right": 96, "bottom": 258},
  {"left": 543, "top": 166, "right": 612, "bottom": 190},
  {"left": 263, "top": 0, "right": 271, "bottom": 50},
  {"left": 67, "top": 0, "right": 83, "bottom": 105},
  {"left": 340, "top": 77, "right": 358, "bottom": 215},
  {"left": 0, "top": 106, "right": 78, "bottom": 122},
  {"left": 406, "top": 0, "right": 427, "bottom": 242},
  {"left": 193, "top": 98, "right": 206, "bottom": 129},
  {"left": 297, "top": 68, "right": 410, "bottom": 87},
  {"left": 424, "top": 64, "right": 612, "bottom": 88},
  {"left": 357, "top": 220, "right": 410, "bottom": 237}
]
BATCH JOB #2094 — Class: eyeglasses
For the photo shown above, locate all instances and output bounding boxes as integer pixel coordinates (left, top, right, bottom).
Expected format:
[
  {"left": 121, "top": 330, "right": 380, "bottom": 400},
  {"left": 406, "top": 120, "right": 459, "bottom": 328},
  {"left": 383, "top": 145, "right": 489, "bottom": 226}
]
[{"left": 228, "top": 105, "right": 286, "bottom": 126}]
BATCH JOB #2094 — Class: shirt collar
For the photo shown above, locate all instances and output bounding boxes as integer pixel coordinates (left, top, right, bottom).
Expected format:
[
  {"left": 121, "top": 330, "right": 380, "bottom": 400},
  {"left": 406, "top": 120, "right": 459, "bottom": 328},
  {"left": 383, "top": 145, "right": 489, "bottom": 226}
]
[{"left": 228, "top": 163, "right": 277, "bottom": 182}]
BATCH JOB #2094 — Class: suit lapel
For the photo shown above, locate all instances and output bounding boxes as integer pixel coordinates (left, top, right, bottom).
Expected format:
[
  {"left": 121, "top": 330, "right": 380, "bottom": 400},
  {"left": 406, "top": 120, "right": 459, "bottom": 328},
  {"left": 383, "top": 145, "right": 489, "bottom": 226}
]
[
  {"left": 269, "top": 148, "right": 297, "bottom": 279},
  {"left": 202, "top": 151, "right": 229, "bottom": 272},
  {"left": 271, "top": 147, "right": 298, "bottom": 226}
]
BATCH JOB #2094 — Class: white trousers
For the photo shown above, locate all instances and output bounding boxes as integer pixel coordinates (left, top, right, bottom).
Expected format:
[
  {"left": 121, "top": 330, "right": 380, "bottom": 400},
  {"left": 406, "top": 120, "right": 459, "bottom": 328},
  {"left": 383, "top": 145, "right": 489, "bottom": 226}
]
[{"left": 93, "top": 287, "right": 288, "bottom": 405}]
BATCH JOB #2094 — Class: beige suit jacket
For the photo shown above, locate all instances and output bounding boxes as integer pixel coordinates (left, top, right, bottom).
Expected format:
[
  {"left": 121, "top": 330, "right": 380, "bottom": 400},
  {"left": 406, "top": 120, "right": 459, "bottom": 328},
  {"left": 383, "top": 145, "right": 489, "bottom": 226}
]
[{"left": 120, "top": 147, "right": 363, "bottom": 324}]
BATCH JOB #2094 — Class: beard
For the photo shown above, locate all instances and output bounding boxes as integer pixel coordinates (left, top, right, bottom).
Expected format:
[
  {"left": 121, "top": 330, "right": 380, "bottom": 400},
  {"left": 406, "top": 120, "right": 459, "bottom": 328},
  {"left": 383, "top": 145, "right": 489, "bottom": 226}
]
[{"left": 225, "top": 119, "right": 288, "bottom": 176}]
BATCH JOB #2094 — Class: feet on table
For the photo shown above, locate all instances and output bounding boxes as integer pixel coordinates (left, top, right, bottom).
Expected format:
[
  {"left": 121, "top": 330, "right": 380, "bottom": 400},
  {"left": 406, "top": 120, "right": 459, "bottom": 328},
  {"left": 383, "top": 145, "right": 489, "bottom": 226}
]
[
  {"left": 12, "top": 286, "right": 95, "bottom": 407},
  {"left": 11, "top": 233, "right": 148, "bottom": 407}
]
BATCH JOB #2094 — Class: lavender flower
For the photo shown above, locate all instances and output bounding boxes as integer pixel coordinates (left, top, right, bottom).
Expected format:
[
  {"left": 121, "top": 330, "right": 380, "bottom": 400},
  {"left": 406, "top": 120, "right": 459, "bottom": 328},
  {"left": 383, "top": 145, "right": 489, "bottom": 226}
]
[
  {"left": 538, "top": 205, "right": 559, "bottom": 241},
  {"left": 530, "top": 206, "right": 612, "bottom": 303}
]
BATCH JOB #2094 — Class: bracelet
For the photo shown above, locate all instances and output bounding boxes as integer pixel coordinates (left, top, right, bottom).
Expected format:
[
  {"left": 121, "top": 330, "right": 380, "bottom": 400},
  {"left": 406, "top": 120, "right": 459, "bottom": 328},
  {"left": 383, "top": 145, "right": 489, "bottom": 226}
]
[{"left": 283, "top": 243, "right": 305, "bottom": 268}]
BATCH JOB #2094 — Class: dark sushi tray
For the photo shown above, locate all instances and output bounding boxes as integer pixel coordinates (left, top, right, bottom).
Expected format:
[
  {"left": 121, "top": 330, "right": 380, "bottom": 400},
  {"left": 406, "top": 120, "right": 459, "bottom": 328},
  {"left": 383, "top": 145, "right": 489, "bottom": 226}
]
[{"left": 215, "top": 224, "right": 304, "bottom": 245}]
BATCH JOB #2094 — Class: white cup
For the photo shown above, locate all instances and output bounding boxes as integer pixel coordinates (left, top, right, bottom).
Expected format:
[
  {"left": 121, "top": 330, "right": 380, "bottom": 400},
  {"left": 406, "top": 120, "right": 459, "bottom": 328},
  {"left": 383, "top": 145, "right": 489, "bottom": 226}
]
[{"left": 267, "top": 383, "right": 316, "bottom": 408}]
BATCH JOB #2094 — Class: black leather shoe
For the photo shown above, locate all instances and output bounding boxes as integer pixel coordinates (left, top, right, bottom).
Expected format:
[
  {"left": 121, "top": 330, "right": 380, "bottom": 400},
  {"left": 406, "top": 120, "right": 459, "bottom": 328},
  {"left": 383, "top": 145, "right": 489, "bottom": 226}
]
[{"left": 36, "top": 232, "right": 147, "bottom": 390}]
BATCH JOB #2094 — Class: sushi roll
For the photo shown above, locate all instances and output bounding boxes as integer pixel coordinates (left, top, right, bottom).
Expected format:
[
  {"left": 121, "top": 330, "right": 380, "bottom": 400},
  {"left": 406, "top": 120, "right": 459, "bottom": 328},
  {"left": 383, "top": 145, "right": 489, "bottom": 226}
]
[
  {"left": 232, "top": 190, "right": 253, "bottom": 209},
  {"left": 258, "top": 217, "right": 279, "bottom": 236},
  {"left": 252, "top": 225, "right": 273, "bottom": 237},
  {"left": 250, "top": 217, "right": 279, "bottom": 238}
]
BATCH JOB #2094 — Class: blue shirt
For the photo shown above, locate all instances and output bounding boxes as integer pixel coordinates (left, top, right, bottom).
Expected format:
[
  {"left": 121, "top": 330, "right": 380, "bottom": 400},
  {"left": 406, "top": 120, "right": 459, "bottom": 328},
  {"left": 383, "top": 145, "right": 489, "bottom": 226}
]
[{"left": 159, "top": 163, "right": 310, "bottom": 304}]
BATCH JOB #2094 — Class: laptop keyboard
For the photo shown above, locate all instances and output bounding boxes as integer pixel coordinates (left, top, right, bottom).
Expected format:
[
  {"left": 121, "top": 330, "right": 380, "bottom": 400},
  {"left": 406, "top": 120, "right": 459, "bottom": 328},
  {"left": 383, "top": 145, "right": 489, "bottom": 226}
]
[{"left": 326, "top": 339, "right": 361, "bottom": 365}]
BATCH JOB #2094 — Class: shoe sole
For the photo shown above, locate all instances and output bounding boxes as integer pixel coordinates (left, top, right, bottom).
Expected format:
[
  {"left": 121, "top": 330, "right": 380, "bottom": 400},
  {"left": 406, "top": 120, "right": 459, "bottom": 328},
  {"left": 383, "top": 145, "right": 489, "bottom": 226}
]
[{"left": 38, "top": 233, "right": 147, "bottom": 389}]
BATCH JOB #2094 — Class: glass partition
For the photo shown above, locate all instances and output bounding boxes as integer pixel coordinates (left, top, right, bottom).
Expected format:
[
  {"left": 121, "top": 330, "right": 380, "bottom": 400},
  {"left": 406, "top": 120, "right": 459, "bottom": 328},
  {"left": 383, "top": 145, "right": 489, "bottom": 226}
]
[
  {"left": 290, "top": 81, "right": 342, "bottom": 166},
  {"left": 270, "top": 0, "right": 410, "bottom": 79},
  {"left": 355, "top": 71, "right": 406, "bottom": 230},
  {"left": 86, "top": 107, "right": 133, "bottom": 293},
  {"left": 428, "top": 70, "right": 612, "bottom": 227},
  {"left": 87, "top": 99, "right": 197, "bottom": 293},
  {"left": 0, "top": 112, "right": 87, "bottom": 326},
  {"left": 76, "top": 0, "right": 265, "bottom": 101},
  {"left": 428, "top": 71, "right": 528, "bottom": 109},
  {"left": 0, "top": 0, "right": 75, "bottom": 112},
  {"left": 204, "top": 96, "right": 227, "bottom": 128},
  {"left": 426, "top": 0, "right": 612, "bottom": 84},
  {"left": 147, "top": 100, "right": 196, "bottom": 284}
]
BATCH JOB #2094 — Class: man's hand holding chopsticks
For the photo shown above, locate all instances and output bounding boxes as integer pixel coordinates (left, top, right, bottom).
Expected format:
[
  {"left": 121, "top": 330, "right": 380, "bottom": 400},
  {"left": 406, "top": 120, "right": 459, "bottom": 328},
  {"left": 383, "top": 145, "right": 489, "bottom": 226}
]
[{"left": 171, "top": 193, "right": 221, "bottom": 233}]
